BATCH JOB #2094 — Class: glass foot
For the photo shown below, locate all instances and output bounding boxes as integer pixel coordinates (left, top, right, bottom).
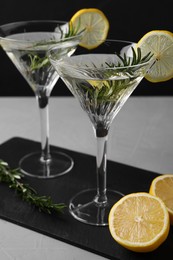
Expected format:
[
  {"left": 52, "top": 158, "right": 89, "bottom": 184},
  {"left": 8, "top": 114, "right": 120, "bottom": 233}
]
[
  {"left": 69, "top": 189, "right": 124, "bottom": 226},
  {"left": 19, "top": 151, "right": 74, "bottom": 179}
]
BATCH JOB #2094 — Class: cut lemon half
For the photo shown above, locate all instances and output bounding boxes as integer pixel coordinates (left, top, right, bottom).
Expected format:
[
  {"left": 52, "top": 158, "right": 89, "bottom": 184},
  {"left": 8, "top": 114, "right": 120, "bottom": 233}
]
[
  {"left": 108, "top": 192, "right": 170, "bottom": 252},
  {"left": 137, "top": 30, "right": 173, "bottom": 83},
  {"left": 70, "top": 8, "right": 109, "bottom": 49},
  {"left": 149, "top": 174, "right": 173, "bottom": 225}
]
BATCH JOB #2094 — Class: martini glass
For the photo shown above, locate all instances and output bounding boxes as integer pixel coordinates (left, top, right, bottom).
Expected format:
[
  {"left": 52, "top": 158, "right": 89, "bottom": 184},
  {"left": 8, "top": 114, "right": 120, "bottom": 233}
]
[
  {"left": 0, "top": 20, "right": 82, "bottom": 178},
  {"left": 51, "top": 40, "right": 152, "bottom": 225}
]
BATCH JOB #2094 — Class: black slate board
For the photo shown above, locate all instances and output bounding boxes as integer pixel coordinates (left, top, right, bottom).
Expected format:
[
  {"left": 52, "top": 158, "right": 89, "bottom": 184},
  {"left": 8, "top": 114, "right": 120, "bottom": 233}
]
[{"left": 0, "top": 137, "right": 172, "bottom": 260}]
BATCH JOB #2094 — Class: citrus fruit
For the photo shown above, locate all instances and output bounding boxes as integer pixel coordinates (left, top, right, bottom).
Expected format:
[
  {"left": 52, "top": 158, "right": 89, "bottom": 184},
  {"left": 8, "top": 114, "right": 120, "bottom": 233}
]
[
  {"left": 137, "top": 30, "right": 173, "bottom": 83},
  {"left": 149, "top": 174, "right": 173, "bottom": 225},
  {"left": 108, "top": 192, "right": 170, "bottom": 252},
  {"left": 70, "top": 8, "right": 109, "bottom": 49}
]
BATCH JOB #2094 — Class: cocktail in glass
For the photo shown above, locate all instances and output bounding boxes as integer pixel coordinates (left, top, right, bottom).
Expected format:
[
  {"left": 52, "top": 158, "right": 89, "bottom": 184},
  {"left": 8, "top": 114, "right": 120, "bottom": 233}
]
[
  {"left": 0, "top": 20, "right": 82, "bottom": 178},
  {"left": 50, "top": 40, "right": 152, "bottom": 225}
]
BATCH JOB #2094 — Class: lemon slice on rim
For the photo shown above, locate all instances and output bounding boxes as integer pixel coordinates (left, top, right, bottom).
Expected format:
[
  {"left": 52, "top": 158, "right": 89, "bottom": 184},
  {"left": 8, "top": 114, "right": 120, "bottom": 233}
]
[
  {"left": 137, "top": 30, "right": 173, "bottom": 83},
  {"left": 149, "top": 174, "right": 173, "bottom": 225},
  {"left": 108, "top": 192, "right": 170, "bottom": 252},
  {"left": 70, "top": 8, "right": 109, "bottom": 50}
]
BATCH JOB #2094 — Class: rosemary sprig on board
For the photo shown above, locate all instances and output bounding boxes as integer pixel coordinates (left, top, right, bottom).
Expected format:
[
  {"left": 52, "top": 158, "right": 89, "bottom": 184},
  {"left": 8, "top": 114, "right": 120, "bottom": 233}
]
[{"left": 0, "top": 160, "right": 66, "bottom": 214}]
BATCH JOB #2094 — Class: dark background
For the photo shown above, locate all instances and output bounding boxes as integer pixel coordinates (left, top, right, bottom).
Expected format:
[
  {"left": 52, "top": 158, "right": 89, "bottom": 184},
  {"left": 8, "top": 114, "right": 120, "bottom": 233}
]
[{"left": 0, "top": 0, "right": 172, "bottom": 96}]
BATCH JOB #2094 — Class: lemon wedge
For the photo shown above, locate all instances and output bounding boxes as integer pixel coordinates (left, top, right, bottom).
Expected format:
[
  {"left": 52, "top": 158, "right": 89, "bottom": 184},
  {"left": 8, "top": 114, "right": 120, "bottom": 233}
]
[
  {"left": 70, "top": 8, "right": 109, "bottom": 50},
  {"left": 137, "top": 30, "right": 173, "bottom": 83}
]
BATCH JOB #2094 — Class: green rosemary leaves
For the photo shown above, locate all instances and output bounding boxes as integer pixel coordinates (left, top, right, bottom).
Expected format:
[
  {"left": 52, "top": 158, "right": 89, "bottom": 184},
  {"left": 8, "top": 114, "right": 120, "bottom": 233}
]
[
  {"left": 80, "top": 47, "right": 153, "bottom": 102},
  {"left": 0, "top": 160, "right": 66, "bottom": 214},
  {"left": 117, "top": 47, "right": 153, "bottom": 67}
]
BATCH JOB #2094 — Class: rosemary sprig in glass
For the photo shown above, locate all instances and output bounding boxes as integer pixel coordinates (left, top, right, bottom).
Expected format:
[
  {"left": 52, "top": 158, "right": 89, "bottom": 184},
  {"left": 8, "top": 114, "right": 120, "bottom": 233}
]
[
  {"left": 81, "top": 47, "right": 153, "bottom": 102},
  {"left": 0, "top": 160, "right": 66, "bottom": 214},
  {"left": 28, "top": 22, "right": 83, "bottom": 71},
  {"left": 64, "top": 21, "right": 83, "bottom": 38},
  {"left": 114, "top": 47, "right": 153, "bottom": 73}
]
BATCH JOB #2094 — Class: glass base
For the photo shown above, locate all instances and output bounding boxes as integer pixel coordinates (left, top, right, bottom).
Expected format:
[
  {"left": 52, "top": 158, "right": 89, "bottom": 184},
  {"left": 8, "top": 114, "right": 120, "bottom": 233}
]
[
  {"left": 19, "top": 151, "right": 74, "bottom": 179},
  {"left": 69, "top": 189, "right": 124, "bottom": 226}
]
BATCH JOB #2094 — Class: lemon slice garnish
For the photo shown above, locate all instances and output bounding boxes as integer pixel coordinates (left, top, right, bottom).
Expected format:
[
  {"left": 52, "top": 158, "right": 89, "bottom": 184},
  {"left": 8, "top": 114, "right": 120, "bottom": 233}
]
[
  {"left": 70, "top": 8, "right": 109, "bottom": 50},
  {"left": 137, "top": 30, "right": 173, "bottom": 83}
]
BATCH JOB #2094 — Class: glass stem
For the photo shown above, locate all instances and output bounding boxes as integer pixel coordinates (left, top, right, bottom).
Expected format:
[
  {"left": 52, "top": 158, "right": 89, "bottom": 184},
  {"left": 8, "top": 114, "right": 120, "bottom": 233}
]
[
  {"left": 36, "top": 94, "right": 51, "bottom": 163},
  {"left": 94, "top": 127, "right": 109, "bottom": 206}
]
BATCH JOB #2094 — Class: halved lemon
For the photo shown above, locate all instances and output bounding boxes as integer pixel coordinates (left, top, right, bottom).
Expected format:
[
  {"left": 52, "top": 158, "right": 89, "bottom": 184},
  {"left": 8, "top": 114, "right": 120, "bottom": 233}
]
[
  {"left": 108, "top": 192, "right": 170, "bottom": 252},
  {"left": 137, "top": 30, "right": 173, "bottom": 83},
  {"left": 70, "top": 8, "right": 109, "bottom": 50},
  {"left": 149, "top": 174, "right": 173, "bottom": 225}
]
